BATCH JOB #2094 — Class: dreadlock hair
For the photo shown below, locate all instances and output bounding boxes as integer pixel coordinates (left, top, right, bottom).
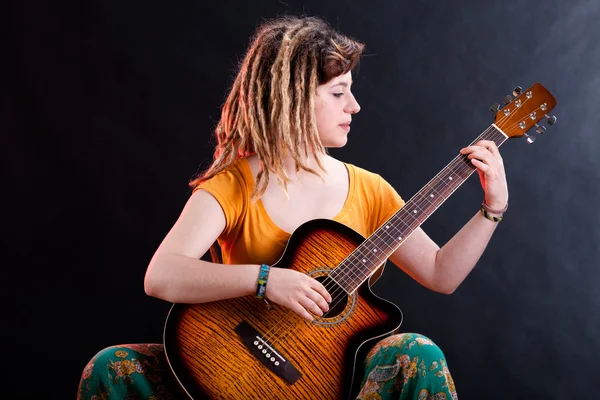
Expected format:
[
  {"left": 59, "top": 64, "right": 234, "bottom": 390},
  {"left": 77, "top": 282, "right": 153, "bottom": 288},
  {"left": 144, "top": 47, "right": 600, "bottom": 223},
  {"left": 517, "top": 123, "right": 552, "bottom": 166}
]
[{"left": 189, "top": 15, "right": 365, "bottom": 201}]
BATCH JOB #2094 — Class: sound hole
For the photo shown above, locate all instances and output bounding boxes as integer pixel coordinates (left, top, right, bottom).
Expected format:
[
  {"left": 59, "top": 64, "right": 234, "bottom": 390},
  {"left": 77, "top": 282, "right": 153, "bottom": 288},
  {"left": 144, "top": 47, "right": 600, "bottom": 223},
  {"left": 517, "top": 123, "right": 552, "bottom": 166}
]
[{"left": 315, "top": 275, "right": 348, "bottom": 318}]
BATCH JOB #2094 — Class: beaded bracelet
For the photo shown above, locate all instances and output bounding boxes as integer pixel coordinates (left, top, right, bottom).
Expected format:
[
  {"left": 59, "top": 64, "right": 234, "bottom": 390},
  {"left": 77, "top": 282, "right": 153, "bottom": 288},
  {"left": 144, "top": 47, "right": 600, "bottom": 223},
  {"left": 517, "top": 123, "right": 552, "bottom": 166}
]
[
  {"left": 480, "top": 205, "right": 503, "bottom": 222},
  {"left": 255, "top": 264, "right": 271, "bottom": 299}
]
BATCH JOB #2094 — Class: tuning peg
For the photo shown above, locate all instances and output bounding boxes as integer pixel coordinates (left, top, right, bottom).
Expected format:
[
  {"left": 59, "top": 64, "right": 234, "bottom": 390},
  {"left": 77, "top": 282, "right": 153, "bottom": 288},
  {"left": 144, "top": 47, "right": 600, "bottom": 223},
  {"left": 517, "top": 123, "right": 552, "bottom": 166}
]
[
  {"left": 513, "top": 86, "right": 523, "bottom": 97},
  {"left": 490, "top": 103, "right": 501, "bottom": 113},
  {"left": 524, "top": 132, "right": 536, "bottom": 144},
  {"left": 535, "top": 124, "right": 547, "bottom": 134},
  {"left": 503, "top": 95, "right": 512, "bottom": 105},
  {"left": 545, "top": 115, "right": 557, "bottom": 125}
]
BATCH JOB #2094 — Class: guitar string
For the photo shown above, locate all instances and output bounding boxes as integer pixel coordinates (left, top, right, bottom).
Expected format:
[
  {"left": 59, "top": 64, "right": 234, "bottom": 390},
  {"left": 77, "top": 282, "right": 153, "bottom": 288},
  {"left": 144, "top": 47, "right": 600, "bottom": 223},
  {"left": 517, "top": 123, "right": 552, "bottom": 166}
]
[
  {"left": 259, "top": 126, "right": 503, "bottom": 347},
  {"left": 267, "top": 97, "right": 522, "bottom": 327},
  {"left": 330, "top": 104, "right": 537, "bottom": 291},
  {"left": 323, "top": 128, "right": 505, "bottom": 302},
  {"left": 324, "top": 104, "right": 527, "bottom": 298},
  {"left": 326, "top": 96, "right": 548, "bottom": 295},
  {"left": 502, "top": 104, "right": 547, "bottom": 135},
  {"left": 260, "top": 123, "right": 511, "bottom": 346},
  {"left": 262, "top": 101, "right": 551, "bottom": 349},
  {"left": 258, "top": 100, "right": 540, "bottom": 348},
  {"left": 259, "top": 111, "right": 530, "bottom": 347}
]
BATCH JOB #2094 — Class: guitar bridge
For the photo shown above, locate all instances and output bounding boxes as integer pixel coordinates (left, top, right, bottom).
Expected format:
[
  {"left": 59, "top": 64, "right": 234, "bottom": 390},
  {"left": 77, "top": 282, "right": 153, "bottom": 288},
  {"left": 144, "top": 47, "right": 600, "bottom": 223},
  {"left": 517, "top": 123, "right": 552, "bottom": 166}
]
[{"left": 235, "top": 321, "right": 302, "bottom": 385}]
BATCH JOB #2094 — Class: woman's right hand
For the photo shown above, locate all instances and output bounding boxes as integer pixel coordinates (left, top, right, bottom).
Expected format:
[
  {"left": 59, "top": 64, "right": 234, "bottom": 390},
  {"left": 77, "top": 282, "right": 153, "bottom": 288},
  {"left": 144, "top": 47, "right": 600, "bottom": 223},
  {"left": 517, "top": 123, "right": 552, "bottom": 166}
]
[{"left": 264, "top": 267, "right": 332, "bottom": 322}]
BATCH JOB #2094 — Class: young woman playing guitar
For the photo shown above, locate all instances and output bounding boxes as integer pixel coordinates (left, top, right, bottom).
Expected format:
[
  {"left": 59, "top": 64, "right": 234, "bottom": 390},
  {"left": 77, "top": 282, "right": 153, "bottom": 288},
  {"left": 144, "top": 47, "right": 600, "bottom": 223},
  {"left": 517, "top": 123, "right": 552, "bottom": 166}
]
[{"left": 78, "top": 15, "right": 510, "bottom": 400}]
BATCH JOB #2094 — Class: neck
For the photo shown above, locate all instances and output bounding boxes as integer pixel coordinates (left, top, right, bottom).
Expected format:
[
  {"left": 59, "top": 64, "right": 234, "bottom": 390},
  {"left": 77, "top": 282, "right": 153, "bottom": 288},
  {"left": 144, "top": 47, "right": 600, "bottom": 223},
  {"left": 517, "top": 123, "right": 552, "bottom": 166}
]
[{"left": 280, "top": 150, "right": 328, "bottom": 179}]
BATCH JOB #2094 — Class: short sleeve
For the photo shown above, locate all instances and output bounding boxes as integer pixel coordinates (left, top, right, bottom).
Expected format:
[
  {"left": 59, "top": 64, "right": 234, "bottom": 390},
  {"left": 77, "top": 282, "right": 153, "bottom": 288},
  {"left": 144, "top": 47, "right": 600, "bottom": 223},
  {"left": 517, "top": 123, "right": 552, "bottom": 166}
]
[
  {"left": 192, "top": 167, "right": 247, "bottom": 240},
  {"left": 372, "top": 174, "right": 405, "bottom": 231}
]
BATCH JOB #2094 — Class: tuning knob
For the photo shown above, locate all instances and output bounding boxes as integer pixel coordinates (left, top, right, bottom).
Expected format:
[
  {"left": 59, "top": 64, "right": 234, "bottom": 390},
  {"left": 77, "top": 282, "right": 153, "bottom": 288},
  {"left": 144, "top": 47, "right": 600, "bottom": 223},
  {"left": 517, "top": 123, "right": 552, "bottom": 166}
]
[
  {"left": 545, "top": 115, "right": 557, "bottom": 125},
  {"left": 490, "top": 103, "right": 501, "bottom": 113},
  {"left": 524, "top": 132, "right": 536, "bottom": 144},
  {"left": 513, "top": 86, "right": 523, "bottom": 97},
  {"left": 535, "top": 124, "right": 547, "bottom": 134},
  {"left": 503, "top": 95, "right": 512, "bottom": 105}
]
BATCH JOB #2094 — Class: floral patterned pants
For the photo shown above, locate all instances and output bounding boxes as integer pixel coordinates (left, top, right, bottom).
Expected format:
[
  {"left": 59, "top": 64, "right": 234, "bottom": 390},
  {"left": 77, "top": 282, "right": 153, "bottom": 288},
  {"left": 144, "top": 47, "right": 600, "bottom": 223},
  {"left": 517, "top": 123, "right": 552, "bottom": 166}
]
[{"left": 77, "top": 333, "right": 457, "bottom": 400}]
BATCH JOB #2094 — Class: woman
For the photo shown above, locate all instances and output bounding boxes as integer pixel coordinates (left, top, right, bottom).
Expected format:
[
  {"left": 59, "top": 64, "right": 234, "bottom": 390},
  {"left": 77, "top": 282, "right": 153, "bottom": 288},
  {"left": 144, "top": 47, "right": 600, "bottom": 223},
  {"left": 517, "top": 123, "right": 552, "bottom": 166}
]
[{"left": 78, "top": 15, "right": 508, "bottom": 400}]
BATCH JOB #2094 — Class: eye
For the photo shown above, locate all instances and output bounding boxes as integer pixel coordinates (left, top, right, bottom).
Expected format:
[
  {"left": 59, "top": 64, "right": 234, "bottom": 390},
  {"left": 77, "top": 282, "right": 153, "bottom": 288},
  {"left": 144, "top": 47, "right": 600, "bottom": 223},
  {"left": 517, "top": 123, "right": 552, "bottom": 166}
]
[{"left": 333, "top": 93, "right": 344, "bottom": 98}]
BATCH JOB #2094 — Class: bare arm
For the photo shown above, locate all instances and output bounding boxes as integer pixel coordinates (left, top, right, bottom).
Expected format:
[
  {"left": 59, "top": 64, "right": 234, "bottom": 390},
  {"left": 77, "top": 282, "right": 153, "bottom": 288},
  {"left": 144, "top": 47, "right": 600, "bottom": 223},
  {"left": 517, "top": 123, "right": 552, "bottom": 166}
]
[
  {"left": 389, "top": 213, "right": 499, "bottom": 294},
  {"left": 144, "top": 189, "right": 259, "bottom": 303},
  {"left": 388, "top": 140, "right": 509, "bottom": 294},
  {"left": 144, "top": 189, "right": 332, "bottom": 321}
]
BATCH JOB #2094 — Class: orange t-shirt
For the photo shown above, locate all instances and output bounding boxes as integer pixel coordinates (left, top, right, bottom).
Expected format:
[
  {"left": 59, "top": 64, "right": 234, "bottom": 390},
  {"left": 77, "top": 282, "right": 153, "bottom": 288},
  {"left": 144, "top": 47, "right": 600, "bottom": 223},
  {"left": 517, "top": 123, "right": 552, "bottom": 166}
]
[{"left": 194, "top": 158, "right": 405, "bottom": 266}]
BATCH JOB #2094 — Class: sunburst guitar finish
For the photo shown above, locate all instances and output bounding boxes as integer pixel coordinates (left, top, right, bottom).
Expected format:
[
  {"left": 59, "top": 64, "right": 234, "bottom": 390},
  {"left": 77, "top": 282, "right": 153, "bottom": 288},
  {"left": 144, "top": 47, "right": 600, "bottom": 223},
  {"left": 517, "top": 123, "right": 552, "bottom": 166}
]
[{"left": 164, "top": 219, "right": 403, "bottom": 400}]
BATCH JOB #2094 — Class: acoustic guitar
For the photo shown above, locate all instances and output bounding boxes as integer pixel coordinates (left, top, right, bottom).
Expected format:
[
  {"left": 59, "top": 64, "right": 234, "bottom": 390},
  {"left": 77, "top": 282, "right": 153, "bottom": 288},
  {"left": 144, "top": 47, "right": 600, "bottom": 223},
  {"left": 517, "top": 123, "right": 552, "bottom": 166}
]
[{"left": 163, "top": 83, "right": 557, "bottom": 399}]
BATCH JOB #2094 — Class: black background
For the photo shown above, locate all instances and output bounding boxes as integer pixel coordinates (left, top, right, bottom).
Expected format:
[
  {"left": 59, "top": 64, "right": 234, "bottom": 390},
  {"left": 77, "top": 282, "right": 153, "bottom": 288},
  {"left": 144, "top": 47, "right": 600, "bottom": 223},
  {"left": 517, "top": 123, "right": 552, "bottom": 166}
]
[{"left": 4, "top": 0, "right": 600, "bottom": 399}]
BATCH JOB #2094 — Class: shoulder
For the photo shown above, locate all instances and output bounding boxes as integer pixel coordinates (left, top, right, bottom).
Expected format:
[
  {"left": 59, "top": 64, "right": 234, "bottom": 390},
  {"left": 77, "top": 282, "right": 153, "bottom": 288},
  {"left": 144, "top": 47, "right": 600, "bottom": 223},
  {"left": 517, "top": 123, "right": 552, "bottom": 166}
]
[
  {"left": 192, "top": 158, "right": 251, "bottom": 237},
  {"left": 344, "top": 161, "right": 404, "bottom": 204},
  {"left": 193, "top": 158, "right": 249, "bottom": 194},
  {"left": 343, "top": 161, "right": 385, "bottom": 189}
]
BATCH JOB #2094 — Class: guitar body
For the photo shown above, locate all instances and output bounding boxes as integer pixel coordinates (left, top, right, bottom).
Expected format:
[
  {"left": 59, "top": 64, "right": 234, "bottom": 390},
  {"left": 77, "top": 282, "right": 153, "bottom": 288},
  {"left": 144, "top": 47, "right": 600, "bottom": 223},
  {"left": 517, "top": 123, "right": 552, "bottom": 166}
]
[{"left": 163, "top": 219, "right": 404, "bottom": 400}]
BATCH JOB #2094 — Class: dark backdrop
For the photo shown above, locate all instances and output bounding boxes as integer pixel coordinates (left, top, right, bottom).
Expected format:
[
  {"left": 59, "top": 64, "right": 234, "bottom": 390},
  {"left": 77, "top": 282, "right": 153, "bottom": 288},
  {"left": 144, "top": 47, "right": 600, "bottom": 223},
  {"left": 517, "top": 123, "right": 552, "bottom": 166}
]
[{"left": 4, "top": 0, "right": 600, "bottom": 399}]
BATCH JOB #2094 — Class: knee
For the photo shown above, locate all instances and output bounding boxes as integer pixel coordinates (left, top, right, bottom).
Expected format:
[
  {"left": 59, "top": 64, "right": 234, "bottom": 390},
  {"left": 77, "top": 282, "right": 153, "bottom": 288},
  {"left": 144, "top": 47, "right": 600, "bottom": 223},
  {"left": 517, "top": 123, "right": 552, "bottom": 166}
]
[
  {"left": 80, "top": 345, "right": 119, "bottom": 379},
  {"left": 92, "top": 345, "right": 126, "bottom": 365},
  {"left": 396, "top": 333, "right": 445, "bottom": 361},
  {"left": 82, "top": 344, "right": 144, "bottom": 384},
  {"left": 78, "top": 345, "right": 124, "bottom": 398},
  {"left": 369, "top": 333, "right": 446, "bottom": 363}
]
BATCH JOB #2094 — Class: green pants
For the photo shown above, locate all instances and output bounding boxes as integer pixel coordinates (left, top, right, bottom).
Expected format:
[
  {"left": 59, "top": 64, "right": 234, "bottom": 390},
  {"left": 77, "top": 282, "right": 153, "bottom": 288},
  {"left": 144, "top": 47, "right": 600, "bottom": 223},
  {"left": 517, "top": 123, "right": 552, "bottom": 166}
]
[{"left": 77, "top": 333, "right": 457, "bottom": 400}]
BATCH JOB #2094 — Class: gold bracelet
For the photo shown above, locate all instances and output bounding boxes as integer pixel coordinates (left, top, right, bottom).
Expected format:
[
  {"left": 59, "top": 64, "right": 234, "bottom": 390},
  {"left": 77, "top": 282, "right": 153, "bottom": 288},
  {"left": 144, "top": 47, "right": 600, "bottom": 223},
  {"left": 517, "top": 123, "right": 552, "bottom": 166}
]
[{"left": 480, "top": 205, "right": 503, "bottom": 222}]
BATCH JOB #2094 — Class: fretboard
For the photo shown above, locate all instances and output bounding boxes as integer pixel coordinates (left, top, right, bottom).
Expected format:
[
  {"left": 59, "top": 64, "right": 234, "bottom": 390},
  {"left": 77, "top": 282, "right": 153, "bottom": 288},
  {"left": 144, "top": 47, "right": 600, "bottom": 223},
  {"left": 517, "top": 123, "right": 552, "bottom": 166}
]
[{"left": 329, "top": 124, "right": 508, "bottom": 293}]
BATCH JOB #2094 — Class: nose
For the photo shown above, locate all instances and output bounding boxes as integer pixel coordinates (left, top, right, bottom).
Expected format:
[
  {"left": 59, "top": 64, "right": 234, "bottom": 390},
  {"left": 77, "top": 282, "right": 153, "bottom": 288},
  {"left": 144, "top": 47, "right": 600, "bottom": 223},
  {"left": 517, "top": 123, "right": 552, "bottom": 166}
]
[{"left": 345, "top": 93, "right": 361, "bottom": 114}]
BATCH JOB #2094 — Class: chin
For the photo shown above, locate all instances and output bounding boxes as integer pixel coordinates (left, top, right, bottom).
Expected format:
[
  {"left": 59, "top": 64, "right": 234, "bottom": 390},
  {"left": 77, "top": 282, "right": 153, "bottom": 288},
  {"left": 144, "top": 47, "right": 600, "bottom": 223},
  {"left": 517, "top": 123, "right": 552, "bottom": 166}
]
[
  {"left": 323, "top": 142, "right": 347, "bottom": 149},
  {"left": 322, "top": 136, "right": 349, "bottom": 149}
]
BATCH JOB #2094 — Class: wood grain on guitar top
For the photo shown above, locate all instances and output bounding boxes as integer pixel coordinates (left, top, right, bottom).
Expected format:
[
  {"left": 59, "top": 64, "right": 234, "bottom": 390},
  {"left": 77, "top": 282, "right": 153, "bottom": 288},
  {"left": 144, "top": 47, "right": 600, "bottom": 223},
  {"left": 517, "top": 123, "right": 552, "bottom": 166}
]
[{"left": 164, "top": 219, "right": 403, "bottom": 400}]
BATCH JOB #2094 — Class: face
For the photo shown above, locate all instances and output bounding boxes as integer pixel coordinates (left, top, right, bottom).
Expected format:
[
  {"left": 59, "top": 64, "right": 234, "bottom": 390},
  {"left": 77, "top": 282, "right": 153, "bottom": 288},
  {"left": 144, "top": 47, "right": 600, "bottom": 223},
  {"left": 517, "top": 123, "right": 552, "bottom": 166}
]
[{"left": 314, "top": 71, "right": 361, "bottom": 148}]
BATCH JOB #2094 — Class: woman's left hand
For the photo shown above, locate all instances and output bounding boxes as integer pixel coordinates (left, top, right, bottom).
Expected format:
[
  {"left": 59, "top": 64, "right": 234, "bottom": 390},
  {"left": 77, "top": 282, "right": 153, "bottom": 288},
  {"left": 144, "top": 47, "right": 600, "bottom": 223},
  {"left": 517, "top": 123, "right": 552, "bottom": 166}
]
[{"left": 459, "top": 140, "right": 509, "bottom": 210}]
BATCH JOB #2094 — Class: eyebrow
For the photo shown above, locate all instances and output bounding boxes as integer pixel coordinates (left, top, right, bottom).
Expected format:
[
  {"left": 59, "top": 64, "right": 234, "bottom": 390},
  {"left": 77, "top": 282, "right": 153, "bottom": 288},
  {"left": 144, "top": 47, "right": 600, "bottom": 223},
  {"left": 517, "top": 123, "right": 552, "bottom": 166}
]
[{"left": 330, "top": 81, "right": 352, "bottom": 88}]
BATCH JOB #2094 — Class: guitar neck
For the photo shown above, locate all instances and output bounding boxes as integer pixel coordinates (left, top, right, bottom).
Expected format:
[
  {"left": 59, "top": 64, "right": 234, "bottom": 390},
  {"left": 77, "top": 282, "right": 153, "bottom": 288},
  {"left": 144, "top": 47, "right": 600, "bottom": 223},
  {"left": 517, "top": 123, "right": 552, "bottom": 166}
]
[{"left": 330, "top": 124, "right": 509, "bottom": 293}]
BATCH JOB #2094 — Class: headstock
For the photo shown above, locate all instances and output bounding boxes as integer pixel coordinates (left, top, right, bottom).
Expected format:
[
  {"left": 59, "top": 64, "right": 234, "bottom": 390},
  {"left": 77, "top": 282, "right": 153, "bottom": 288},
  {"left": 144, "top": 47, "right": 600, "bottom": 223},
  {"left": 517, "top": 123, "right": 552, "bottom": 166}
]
[{"left": 490, "top": 83, "right": 558, "bottom": 144}]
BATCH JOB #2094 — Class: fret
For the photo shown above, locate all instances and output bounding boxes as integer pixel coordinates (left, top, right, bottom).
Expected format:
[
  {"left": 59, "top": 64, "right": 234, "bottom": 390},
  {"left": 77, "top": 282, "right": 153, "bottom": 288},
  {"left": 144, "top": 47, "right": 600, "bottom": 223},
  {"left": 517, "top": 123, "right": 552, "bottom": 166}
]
[
  {"left": 330, "top": 243, "right": 388, "bottom": 292},
  {"left": 483, "top": 126, "right": 505, "bottom": 146},
  {"left": 415, "top": 185, "right": 443, "bottom": 208},
  {"left": 421, "top": 181, "right": 448, "bottom": 207},
  {"left": 330, "top": 125, "right": 510, "bottom": 294},
  {"left": 376, "top": 221, "right": 406, "bottom": 248}
]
